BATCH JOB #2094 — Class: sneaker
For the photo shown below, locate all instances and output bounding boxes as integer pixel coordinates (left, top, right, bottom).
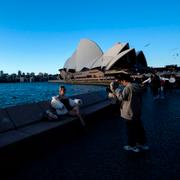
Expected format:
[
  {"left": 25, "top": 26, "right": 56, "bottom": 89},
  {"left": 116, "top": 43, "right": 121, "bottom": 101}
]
[
  {"left": 123, "top": 145, "right": 140, "bottom": 152},
  {"left": 137, "top": 144, "right": 149, "bottom": 150}
]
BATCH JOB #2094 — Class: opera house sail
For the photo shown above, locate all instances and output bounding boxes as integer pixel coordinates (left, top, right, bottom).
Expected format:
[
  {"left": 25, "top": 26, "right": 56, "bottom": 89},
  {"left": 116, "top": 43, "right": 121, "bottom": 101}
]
[{"left": 59, "top": 39, "right": 148, "bottom": 83}]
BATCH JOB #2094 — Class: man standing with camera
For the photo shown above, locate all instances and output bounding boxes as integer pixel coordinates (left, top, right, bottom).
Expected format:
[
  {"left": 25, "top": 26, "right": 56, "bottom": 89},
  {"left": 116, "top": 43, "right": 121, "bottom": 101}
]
[{"left": 115, "top": 73, "right": 149, "bottom": 153}]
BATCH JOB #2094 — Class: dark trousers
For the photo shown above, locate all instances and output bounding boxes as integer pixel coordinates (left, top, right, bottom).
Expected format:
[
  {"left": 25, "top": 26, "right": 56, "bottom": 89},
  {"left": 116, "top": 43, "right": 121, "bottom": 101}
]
[
  {"left": 152, "top": 87, "right": 159, "bottom": 97},
  {"left": 125, "top": 119, "right": 147, "bottom": 147}
]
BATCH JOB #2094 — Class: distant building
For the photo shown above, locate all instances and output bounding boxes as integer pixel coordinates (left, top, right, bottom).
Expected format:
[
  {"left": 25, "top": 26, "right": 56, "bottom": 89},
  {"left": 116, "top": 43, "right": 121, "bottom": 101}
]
[
  {"left": 29, "top": 77, "right": 34, "bottom": 82},
  {"left": 59, "top": 39, "right": 148, "bottom": 81},
  {"left": 18, "top": 70, "right": 22, "bottom": 77},
  {"left": 0, "top": 70, "right": 56, "bottom": 83},
  {"left": 20, "top": 77, "right": 25, "bottom": 82},
  {"left": 0, "top": 70, "right": 3, "bottom": 77},
  {"left": 30, "top": 72, "right": 35, "bottom": 77},
  {"left": 39, "top": 72, "right": 44, "bottom": 77}
]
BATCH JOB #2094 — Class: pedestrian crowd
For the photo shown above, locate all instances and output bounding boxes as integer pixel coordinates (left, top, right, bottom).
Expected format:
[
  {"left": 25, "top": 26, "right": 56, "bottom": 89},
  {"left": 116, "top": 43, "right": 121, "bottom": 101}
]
[{"left": 142, "top": 73, "right": 176, "bottom": 100}]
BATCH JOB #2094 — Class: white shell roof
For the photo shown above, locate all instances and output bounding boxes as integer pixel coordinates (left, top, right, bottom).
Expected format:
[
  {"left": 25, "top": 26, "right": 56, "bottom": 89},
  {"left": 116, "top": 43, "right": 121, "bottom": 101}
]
[
  {"left": 105, "top": 48, "right": 135, "bottom": 70},
  {"left": 63, "top": 39, "right": 140, "bottom": 72},
  {"left": 90, "top": 43, "right": 129, "bottom": 69},
  {"left": 75, "top": 39, "right": 103, "bottom": 71},
  {"left": 63, "top": 57, "right": 71, "bottom": 69},
  {"left": 64, "top": 51, "right": 77, "bottom": 70},
  {"left": 85, "top": 56, "right": 102, "bottom": 69},
  {"left": 63, "top": 39, "right": 103, "bottom": 71}
]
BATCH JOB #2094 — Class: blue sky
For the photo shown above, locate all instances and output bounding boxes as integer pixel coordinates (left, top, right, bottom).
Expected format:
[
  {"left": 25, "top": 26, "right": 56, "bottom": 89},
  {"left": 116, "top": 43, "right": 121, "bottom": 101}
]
[{"left": 0, "top": 0, "right": 180, "bottom": 74}]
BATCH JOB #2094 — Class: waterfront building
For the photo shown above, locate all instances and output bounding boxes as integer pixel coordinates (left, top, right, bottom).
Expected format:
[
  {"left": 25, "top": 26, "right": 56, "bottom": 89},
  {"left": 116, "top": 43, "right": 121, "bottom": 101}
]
[{"left": 59, "top": 39, "right": 148, "bottom": 82}]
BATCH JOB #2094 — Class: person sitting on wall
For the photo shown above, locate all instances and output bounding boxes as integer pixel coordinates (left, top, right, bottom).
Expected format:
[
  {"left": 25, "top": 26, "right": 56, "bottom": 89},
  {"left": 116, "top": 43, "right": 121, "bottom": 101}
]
[{"left": 51, "top": 85, "right": 86, "bottom": 127}]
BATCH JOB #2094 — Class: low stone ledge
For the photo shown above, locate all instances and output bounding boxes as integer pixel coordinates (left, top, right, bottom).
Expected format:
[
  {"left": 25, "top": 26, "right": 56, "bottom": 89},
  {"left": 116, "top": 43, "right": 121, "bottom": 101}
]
[
  {"left": 0, "top": 109, "right": 15, "bottom": 133},
  {"left": 5, "top": 103, "right": 44, "bottom": 128},
  {"left": 0, "top": 91, "right": 110, "bottom": 150}
]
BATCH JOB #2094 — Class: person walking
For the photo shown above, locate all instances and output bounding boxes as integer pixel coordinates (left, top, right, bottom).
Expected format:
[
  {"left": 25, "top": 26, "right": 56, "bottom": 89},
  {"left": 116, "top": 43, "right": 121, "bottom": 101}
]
[
  {"left": 150, "top": 73, "right": 161, "bottom": 99},
  {"left": 115, "top": 73, "right": 149, "bottom": 152},
  {"left": 142, "top": 73, "right": 161, "bottom": 100}
]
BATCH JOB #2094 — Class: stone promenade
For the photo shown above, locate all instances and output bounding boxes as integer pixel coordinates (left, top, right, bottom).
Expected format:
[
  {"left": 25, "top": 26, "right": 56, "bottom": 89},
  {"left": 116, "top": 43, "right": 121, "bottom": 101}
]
[{"left": 1, "top": 88, "right": 180, "bottom": 180}]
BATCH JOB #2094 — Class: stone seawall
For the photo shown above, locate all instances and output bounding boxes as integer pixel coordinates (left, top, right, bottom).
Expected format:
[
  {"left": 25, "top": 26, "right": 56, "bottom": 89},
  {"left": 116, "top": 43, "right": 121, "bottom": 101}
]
[{"left": 0, "top": 90, "right": 111, "bottom": 149}]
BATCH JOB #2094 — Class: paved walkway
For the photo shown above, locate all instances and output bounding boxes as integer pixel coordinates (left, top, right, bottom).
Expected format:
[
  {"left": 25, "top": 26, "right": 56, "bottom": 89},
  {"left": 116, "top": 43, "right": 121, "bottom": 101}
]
[{"left": 2, "top": 88, "right": 180, "bottom": 180}]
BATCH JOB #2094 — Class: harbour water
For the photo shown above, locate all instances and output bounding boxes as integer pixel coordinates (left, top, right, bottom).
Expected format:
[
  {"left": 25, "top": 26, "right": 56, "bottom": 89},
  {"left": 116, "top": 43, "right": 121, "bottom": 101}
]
[{"left": 0, "top": 82, "right": 106, "bottom": 108}]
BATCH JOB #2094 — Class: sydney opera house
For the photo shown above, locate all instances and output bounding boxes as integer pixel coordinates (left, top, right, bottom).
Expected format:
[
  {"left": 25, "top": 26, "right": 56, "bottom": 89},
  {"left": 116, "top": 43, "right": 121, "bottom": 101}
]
[{"left": 59, "top": 39, "right": 148, "bottom": 83}]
